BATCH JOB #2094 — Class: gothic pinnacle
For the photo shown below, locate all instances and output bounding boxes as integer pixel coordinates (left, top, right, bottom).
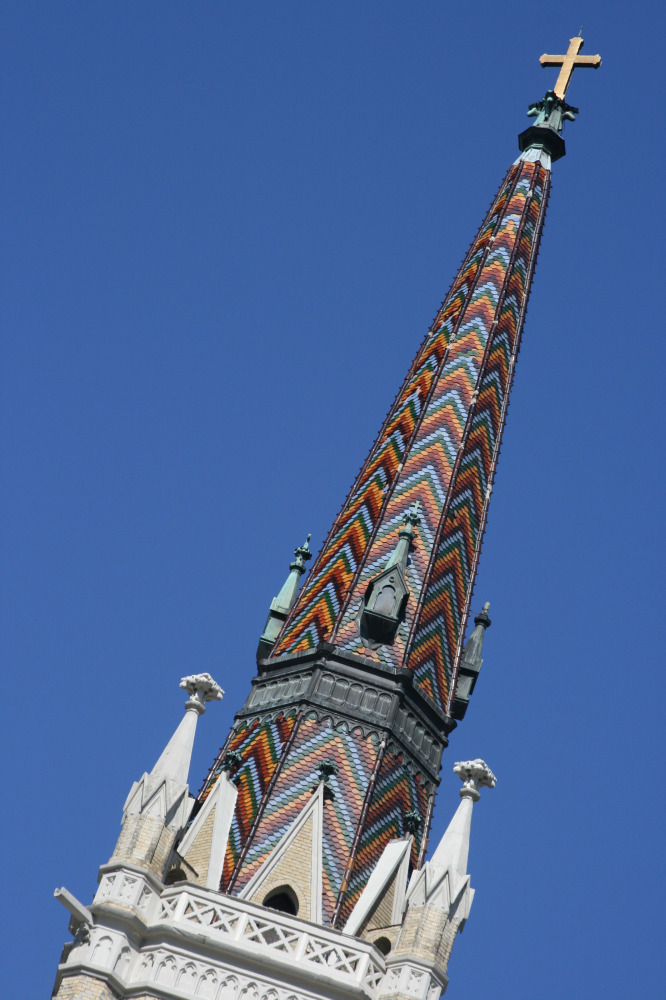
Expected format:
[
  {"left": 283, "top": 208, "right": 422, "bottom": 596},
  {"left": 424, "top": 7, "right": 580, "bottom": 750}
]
[
  {"left": 292, "top": 533, "right": 312, "bottom": 571},
  {"left": 257, "top": 532, "right": 313, "bottom": 659},
  {"left": 152, "top": 674, "right": 224, "bottom": 784},
  {"left": 451, "top": 602, "right": 491, "bottom": 721}
]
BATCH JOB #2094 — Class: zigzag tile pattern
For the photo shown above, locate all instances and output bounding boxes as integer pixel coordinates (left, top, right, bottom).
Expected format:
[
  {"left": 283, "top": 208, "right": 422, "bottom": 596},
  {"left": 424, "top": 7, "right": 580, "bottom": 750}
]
[
  {"left": 272, "top": 167, "right": 518, "bottom": 658},
  {"left": 198, "top": 154, "right": 551, "bottom": 920},
  {"left": 410, "top": 163, "right": 549, "bottom": 709},
  {"left": 336, "top": 165, "right": 547, "bottom": 676},
  {"left": 232, "top": 716, "right": 378, "bottom": 920},
  {"left": 337, "top": 752, "right": 430, "bottom": 926},
  {"left": 197, "top": 714, "right": 297, "bottom": 887},
  {"left": 275, "top": 157, "right": 549, "bottom": 720}
]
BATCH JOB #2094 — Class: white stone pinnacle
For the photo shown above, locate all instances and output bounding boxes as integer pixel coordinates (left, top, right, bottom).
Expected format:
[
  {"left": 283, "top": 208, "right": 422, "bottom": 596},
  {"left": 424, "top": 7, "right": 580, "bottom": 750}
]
[
  {"left": 427, "top": 760, "right": 496, "bottom": 879},
  {"left": 150, "top": 674, "right": 223, "bottom": 786},
  {"left": 454, "top": 759, "right": 496, "bottom": 801}
]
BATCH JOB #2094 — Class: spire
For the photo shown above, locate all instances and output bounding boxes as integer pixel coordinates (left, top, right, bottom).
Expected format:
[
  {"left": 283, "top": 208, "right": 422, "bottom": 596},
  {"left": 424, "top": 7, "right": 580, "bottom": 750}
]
[
  {"left": 451, "top": 602, "right": 491, "bottom": 720},
  {"left": 257, "top": 534, "right": 312, "bottom": 658},
  {"left": 206, "top": 135, "right": 553, "bottom": 922},
  {"left": 272, "top": 134, "right": 554, "bottom": 723},
  {"left": 405, "top": 759, "right": 496, "bottom": 912},
  {"left": 196, "top": 42, "right": 602, "bottom": 927},
  {"left": 428, "top": 759, "right": 496, "bottom": 881}
]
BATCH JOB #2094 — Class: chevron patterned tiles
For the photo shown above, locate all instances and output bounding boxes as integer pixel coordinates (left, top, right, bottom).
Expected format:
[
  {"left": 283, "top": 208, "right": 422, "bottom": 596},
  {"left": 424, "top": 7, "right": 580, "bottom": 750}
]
[
  {"left": 411, "top": 162, "right": 549, "bottom": 710},
  {"left": 232, "top": 716, "right": 378, "bottom": 920},
  {"left": 199, "top": 152, "right": 551, "bottom": 918},
  {"left": 272, "top": 168, "right": 515, "bottom": 660},
  {"left": 337, "top": 752, "right": 430, "bottom": 926},
  {"left": 273, "top": 156, "right": 550, "bottom": 719},
  {"left": 197, "top": 714, "right": 297, "bottom": 887}
]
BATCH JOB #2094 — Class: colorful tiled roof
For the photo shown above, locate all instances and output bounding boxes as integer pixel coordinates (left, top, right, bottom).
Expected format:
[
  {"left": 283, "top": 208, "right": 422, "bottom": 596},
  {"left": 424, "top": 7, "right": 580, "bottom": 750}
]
[
  {"left": 201, "top": 138, "right": 554, "bottom": 923},
  {"left": 273, "top": 154, "right": 550, "bottom": 716}
]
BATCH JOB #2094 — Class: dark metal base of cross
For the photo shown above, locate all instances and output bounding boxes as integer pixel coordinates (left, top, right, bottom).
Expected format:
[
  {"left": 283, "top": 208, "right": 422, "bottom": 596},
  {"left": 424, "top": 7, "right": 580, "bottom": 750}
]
[{"left": 518, "top": 124, "right": 566, "bottom": 161}]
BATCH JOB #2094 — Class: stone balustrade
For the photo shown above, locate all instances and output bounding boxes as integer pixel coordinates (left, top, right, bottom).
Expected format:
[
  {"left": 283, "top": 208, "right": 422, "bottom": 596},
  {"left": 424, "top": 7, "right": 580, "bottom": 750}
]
[{"left": 58, "top": 874, "right": 387, "bottom": 1000}]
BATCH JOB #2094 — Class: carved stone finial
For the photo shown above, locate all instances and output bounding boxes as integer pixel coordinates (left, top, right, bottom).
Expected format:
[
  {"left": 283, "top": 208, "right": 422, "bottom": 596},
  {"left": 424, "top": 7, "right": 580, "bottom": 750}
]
[
  {"left": 180, "top": 673, "right": 224, "bottom": 715},
  {"left": 453, "top": 759, "right": 496, "bottom": 802}
]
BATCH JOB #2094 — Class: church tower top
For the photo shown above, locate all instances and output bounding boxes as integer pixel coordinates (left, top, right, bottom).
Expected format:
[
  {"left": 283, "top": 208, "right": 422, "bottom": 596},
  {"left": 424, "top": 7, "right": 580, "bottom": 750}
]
[
  {"left": 52, "top": 34, "right": 603, "bottom": 1000},
  {"left": 519, "top": 34, "right": 602, "bottom": 161},
  {"left": 192, "top": 44, "right": 604, "bottom": 928}
]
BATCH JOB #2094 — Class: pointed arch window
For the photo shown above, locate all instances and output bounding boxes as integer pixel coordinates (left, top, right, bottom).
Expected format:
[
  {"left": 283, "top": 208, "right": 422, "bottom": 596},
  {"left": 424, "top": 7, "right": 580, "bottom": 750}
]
[{"left": 263, "top": 886, "right": 299, "bottom": 916}]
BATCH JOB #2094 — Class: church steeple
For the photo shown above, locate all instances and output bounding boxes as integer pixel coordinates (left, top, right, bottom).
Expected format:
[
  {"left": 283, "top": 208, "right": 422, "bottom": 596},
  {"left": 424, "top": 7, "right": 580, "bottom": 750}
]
[
  {"left": 52, "top": 35, "right": 602, "bottom": 1000},
  {"left": 195, "top": 44, "right": 605, "bottom": 924},
  {"left": 200, "top": 63, "right": 572, "bottom": 923},
  {"left": 271, "top": 137, "right": 552, "bottom": 719}
]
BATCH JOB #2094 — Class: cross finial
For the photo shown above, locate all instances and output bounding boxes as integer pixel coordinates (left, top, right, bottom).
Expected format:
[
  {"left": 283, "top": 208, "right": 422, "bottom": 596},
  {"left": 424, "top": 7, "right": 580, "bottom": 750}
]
[{"left": 540, "top": 35, "right": 601, "bottom": 100}]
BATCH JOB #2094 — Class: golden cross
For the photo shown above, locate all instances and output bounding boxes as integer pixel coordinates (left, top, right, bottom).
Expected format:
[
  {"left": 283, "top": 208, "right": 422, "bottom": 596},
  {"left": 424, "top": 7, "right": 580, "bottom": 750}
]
[{"left": 540, "top": 36, "right": 601, "bottom": 100}]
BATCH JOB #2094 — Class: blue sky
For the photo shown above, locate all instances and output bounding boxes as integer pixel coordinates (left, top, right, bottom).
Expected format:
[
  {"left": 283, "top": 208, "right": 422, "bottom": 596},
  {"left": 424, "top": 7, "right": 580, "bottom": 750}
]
[{"left": 2, "top": 2, "right": 664, "bottom": 997}]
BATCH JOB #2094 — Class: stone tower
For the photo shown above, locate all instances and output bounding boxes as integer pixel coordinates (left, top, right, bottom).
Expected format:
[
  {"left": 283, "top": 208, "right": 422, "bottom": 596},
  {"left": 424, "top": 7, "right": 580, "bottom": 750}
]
[{"left": 52, "top": 35, "right": 600, "bottom": 1000}]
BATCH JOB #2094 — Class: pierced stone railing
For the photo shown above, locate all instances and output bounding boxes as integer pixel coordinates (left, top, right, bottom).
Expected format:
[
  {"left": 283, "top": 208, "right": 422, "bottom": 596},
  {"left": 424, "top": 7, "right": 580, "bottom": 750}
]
[{"left": 157, "top": 885, "right": 385, "bottom": 996}]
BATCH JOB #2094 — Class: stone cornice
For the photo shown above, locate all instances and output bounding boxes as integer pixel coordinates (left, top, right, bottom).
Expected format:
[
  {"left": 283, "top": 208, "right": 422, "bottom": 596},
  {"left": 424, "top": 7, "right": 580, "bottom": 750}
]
[
  {"left": 236, "top": 648, "right": 457, "bottom": 785},
  {"left": 56, "top": 877, "right": 386, "bottom": 1000}
]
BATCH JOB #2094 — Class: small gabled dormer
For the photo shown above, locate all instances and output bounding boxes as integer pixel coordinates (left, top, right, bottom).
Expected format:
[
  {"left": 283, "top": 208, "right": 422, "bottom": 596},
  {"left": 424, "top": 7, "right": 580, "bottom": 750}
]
[
  {"left": 451, "top": 602, "right": 491, "bottom": 720},
  {"left": 357, "top": 503, "right": 420, "bottom": 649}
]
